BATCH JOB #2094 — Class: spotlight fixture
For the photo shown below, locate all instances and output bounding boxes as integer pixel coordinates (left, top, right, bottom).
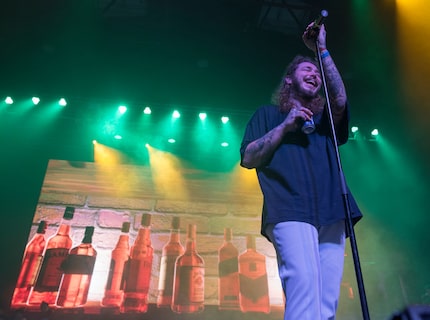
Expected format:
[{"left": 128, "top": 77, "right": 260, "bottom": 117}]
[
  {"left": 371, "top": 129, "right": 379, "bottom": 136},
  {"left": 172, "top": 110, "right": 181, "bottom": 119},
  {"left": 58, "top": 98, "right": 67, "bottom": 106},
  {"left": 5, "top": 96, "right": 13, "bottom": 104},
  {"left": 118, "top": 105, "right": 127, "bottom": 114},
  {"left": 32, "top": 97, "right": 40, "bottom": 105}
]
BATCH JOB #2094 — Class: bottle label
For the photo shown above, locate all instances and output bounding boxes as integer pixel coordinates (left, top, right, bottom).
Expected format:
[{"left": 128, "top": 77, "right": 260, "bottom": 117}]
[
  {"left": 158, "top": 255, "right": 177, "bottom": 295},
  {"left": 16, "top": 252, "right": 43, "bottom": 288},
  {"left": 104, "top": 259, "right": 116, "bottom": 290},
  {"left": 61, "top": 255, "right": 96, "bottom": 275},
  {"left": 34, "top": 248, "right": 69, "bottom": 291},
  {"left": 239, "top": 274, "right": 269, "bottom": 302},
  {"left": 218, "top": 257, "right": 238, "bottom": 277},
  {"left": 176, "top": 266, "right": 205, "bottom": 304},
  {"left": 124, "top": 258, "right": 152, "bottom": 292}
]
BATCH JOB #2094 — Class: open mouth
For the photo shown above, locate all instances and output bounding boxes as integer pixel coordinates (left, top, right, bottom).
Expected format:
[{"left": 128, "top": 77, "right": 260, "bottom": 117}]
[{"left": 304, "top": 77, "right": 318, "bottom": 88}]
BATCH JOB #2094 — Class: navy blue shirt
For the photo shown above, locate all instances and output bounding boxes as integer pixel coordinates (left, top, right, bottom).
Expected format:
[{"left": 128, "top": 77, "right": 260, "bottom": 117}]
[{"left": 240, "top": 104, "right": 362, "bottom": 240}]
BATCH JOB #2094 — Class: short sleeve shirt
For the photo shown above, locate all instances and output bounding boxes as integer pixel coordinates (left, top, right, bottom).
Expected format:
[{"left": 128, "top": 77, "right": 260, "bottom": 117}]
[{"left": 240, "top": 104, "right": 362, "bottom": 239}]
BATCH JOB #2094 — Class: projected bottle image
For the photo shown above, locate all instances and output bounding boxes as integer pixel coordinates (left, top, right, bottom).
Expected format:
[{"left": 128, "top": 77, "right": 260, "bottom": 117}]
[
  {"left": 11, "top": 220, "right": 47, "bottom": 308},
  {"left": 101, "top": 221, "right": 130, "bottom": 308},
  {"left": 28, "top": 206, "right": 74, "bottom": 306},
  {"left": 171, "top": 224, "right": 205, "bottom": 314},
  {"left": 218, "top": 227, "right": 240, "bottom": 311},
  {"left": 56, "top": 226, "right": 97, "bottom": 308},
  {"left": 121, "top": 213, "right": 153, "bottom": 313},
  {"left": 157, "top": 216, "right": 184, "bottom": 308},
  {"left": 238, "top": 235, "right": 270, "bottom": 313}
]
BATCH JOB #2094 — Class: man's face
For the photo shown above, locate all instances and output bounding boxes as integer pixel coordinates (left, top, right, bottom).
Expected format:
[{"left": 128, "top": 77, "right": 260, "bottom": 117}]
[{"left": 287, "top": 62, "right": 322, "bottom": 98}]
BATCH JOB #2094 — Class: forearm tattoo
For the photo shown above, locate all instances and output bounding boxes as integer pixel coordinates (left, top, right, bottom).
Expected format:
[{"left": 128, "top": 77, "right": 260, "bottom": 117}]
[
  {"left": 244, "top": 127, "right": 281, "bottom": 167},
  {"left": 323, "top": 57, "right": 347, "bottom": 122},
  {"left": 323, "top": 57, "right": 346, "bottom": 107}
]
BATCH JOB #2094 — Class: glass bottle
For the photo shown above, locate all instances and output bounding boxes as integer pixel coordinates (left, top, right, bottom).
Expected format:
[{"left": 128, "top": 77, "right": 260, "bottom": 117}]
[
  {"left": 171, "top": 224, "right": 205, "bottom": 313},
  {"left": 56, "top": 226, "right": 97, "bottom": 308},
  {"left": 10, "top": 221, "right": 47, "bottom": 308},
  {"left": 218, "top": 227, "right": 240, "bottom": 310},
  {"left": 121, "top": 213, "right": 153, "bottom": 313},
  {"left": 28, "top": 206, "right": 74, "bottom": 306},
  {"left": 238, "top": 235, "right": 270, "bottom": 313},
  {"left": 101, "top": 221, "right": 130, "bottom": 308},
  {"left": 157, "top": 216, "right": 184, "bottom": 308}
]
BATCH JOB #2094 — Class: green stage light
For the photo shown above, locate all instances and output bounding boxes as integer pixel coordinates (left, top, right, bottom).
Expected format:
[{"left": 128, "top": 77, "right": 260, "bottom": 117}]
[
  {"left": 58, "top": 98, "right": 67, "bottom": 106},
  {"left": 5, "top": 96, "right": 13, "bottom": 104},
  {"left": 143, "top": 106, "right": 151, "bottom": 114},
  {"left": 351, "top": 126, "right": 359, "bottom": 133},
  {"left": 32, "top": 97, "right": 40, "bottom": 105},
  {"left": 118, "top": 105, "right": 127, "bottom": 114},
  {"left": 168, "top": 138, "right": 176, "bottom": 143},
  {"left": 199, "top": 112, "right": 207, "bottom": 120},
  {"left": 221, "top": 116, "right": 229, "bottom": 124},
  {"left": 371, "top": 129, "right": 379, "bottom": 136},
  {"left": 114, "top": 134, "right": 122, "bottom": 140},
  {"left": 172, "top": 110, "right": 181, "bottom": 119},
  {"left": 221, "top": 142, "right": 229, "bottom": 147}
]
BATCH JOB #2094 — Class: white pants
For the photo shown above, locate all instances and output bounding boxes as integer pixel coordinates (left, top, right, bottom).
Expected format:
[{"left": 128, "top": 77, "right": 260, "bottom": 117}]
[{"left": 265, "top": 220, "right": 346, "bottom": 320}]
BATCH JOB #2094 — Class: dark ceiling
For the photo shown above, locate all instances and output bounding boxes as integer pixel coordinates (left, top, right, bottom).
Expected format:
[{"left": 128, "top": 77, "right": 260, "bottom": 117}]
[{"left": 0, "top": 0, "right": 355, "bottom": 112}]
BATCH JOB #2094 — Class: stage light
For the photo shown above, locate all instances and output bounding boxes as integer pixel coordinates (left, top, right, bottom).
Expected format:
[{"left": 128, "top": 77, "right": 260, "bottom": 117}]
[
  {"left": 58, "top": 98, "right": 67, "bottom": 106},
  {"left": 114, "top": 134, "right": 122, "bottom": 140},
  {"left": 92, "top": 140, "right": 97, "bottom": 144},
  {"left": 118, "top": 105, "right": 127, "bottom": 114},
  {"left": 168, "top": 138, "right": 176, "bottom": 143},
  {"left": 199, "top": 112, "right": 207, "bottom": 120},
  {"left": 371, "top": 129, "right": 379, "bottom": 136},
  {"left": 143, "top": 106, "right": 151, "bottom": 114},
  {"left": 32, "top": 97, "right": 40, "bottom": 105},
  {"left": 221, "top": 142, "right": 229, "bottom": 147},
  {"left": 351, "top": 126, "right": 359, "bottom": 133},
  {"left": 5, "top": 96, "right": 13, "bottom": 104},
  {"left": 221, "top": 116, "right": 229, "bottom": 124},
  {"left": 172, "top": 110, "right": 181, "bottom": 119}
]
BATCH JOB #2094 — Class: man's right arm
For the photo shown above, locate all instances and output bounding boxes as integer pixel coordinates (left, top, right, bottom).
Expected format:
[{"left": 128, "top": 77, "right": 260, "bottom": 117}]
[{"left": 241, "top": 122, "right": 288, "bottom": 169}]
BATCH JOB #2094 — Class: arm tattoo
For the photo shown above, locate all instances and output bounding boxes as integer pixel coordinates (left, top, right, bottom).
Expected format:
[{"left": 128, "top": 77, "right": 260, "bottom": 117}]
[
  {"left": 243, "top": 126, "right": 283, "bottom": 168},
  {"left": 323, "top": 57, "right": 347, "bottom": 123}
]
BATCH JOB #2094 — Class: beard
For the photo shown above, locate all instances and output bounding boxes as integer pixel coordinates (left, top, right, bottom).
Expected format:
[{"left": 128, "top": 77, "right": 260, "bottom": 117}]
[{"left": 291, "top": 76, "right": 320, "bottom": 100}]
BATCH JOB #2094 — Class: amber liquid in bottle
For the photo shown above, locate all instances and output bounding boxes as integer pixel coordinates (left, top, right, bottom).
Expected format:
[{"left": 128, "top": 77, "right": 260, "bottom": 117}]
[
  {"left": 157, "top": 216, "right": 184, "bottom": 308},
  {"left": 238, "top": 235, "right": 270, "bottom": 313},
  {"left": 56, "top": 226, "right": 97, "bottom": 308},
  {"left": 28, "top": 207, "right": 74, "bottom": 306},
  {"left": 121, "top": 213, "right": 153, "bottom": 313},
  {"left": 11, "top": 221, "right": 47, "bottom": 308},
  {"left": 218, "top": 227, "right": 240, "bottom": 310},
  {"left": 101, "top": 221, "right": 130, "bottom": 309},
  {"left": 171, "top": 224, "right": 205, "bottom": 314}
]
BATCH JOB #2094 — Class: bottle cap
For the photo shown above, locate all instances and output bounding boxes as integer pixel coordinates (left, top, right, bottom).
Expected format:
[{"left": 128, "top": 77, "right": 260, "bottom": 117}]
[
  {"left": 246, "top": 234, "right": 256, "bottom": 250},
  {"left": 37, "top": 220, "right": 47, "bottom": 234},
  {"left": 121, "top": 221, "right": 131, "bottom": 233},
  {"left": 141, "top": 213, "right": 151, "bottom": 227},
  {"left": 171, "top": 216, "right": 180, "bottom": 229},
  {"left": 187, "top": 224, "right": 197, "bottom": 239},
  {"left": 224, "top": 227, "right": 232, "bottom": 241},
  {"left": 85, "top": 226, "right": 95, "bottom": 237},
  {"left": 63, "top": 206, "right": 75, "bottom": 220}
]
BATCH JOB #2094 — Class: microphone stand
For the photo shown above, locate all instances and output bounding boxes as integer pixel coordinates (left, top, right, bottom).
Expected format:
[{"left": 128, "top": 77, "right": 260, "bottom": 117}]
[{"left": 315, "top": 39, "right": 371, "bottom": 320}]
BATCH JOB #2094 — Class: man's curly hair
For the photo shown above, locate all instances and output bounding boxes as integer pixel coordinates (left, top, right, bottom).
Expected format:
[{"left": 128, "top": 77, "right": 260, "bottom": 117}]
[{"left": 271, "top": 55, "right": 325, "bottom": 113}]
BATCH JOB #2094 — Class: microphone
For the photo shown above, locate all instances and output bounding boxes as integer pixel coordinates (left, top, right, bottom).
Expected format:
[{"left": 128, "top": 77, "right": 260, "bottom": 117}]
[{"left": 306, "top": 10, "right": 329, "bottom": 39}]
